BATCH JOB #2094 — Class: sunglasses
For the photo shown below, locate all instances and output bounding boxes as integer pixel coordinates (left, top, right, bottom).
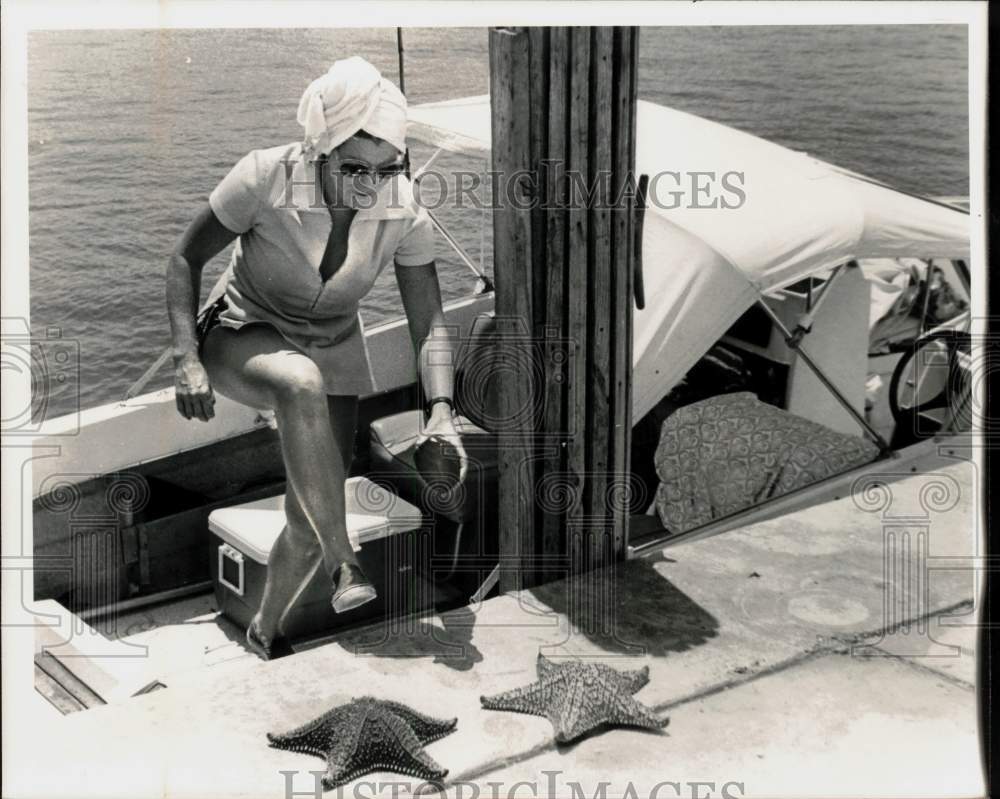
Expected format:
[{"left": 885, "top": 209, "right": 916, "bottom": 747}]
[{"left": 335, "top": 159, "right": 407, "bottom": 182}]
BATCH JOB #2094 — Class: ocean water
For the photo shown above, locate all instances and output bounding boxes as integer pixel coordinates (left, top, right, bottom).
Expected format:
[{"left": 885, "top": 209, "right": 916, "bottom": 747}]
[{"left": 26, "top": 26, "right": 969, "bottom": 419}]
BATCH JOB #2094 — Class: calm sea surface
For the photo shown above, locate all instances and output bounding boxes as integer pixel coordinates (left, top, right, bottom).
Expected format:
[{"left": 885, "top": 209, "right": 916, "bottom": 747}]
[{"left": 27, "top": 26, "right": 969, "bottom": 418}]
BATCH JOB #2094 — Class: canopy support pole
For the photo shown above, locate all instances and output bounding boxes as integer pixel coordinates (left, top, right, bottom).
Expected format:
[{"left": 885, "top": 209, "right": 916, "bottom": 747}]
[
  {"left": 396, "top": 28, "right": 406, "bottom": 95},
  {"left": 426, "top": 209, "right": 494, "bottom": 293},
  {"left": 413, "top": 147, "right": 494, "bottom": 291},
  {"left": 786, "top": 264, "right": 845, "bottom": 348},
  {"left": 757, "top": 297, "right": 892, "bottom": 452},
  {"left": 121, "top": 346, "right": 171, "bottom": 402}
]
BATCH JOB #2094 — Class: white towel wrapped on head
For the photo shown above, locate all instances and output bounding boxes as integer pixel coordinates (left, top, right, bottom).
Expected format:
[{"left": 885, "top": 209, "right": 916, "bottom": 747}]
[{"left": 296, "top": 56, "right": 407, "bottom": 156}]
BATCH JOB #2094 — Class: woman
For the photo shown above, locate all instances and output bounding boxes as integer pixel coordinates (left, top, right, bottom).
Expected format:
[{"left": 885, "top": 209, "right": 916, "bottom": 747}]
[{"left": 166, "top": 57, "right": 467, "bottom": 659}]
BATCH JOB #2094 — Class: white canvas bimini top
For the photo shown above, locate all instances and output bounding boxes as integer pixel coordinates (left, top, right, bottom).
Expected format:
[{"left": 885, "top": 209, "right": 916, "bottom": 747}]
[{"left": 407, "top": 95, "right": 971, "bottom": 421}]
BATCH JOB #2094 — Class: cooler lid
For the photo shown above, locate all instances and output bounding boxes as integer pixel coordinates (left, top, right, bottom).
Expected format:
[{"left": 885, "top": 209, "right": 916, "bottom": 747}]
[{"left": 208, "top": 477, "right": 422, "bottom": 564}]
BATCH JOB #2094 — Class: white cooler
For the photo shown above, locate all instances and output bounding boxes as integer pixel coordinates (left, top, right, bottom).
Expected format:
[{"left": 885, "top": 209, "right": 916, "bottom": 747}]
[{"left": 208, "top": 477, "right": 427, "bottom": 640}]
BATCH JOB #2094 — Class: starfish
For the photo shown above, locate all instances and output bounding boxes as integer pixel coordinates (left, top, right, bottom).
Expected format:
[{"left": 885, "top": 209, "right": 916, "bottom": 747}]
[
  {"left": 480, "top": 653, "right": 669, "bottom": 743},
  {"left": 266, "top": 697, "right": 456, "bottom": 789}
]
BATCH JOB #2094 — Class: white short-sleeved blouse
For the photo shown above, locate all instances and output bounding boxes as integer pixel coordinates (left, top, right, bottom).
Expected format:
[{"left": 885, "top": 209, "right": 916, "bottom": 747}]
[{"left": 202, "top": 142, "right": 436, "bottom": 395}]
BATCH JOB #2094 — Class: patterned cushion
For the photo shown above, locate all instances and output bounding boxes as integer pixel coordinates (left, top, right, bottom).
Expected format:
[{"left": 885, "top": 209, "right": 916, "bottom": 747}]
[{"left": 654, "top": 392, "right": 879, "bottom": 533}]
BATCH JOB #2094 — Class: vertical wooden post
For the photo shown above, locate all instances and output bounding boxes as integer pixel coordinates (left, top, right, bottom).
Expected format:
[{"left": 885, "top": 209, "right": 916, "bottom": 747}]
[
  {"left": 489, "top": 28, "right": 536, "bottom": 593},
  {"left": 584, "top": 27, "right": 614, "bottom": 573},
  {"left": 610, "top": 27, "right": 639, "bottom": 556},
  {"left": 540, "top": 27, "right": 569, "bottom": 584},
  {"left": 564, "top": 26, "right": 591, "bottom": 578},
  {"left": 489, "top": 26, "right": 640, "bottom": 594}
]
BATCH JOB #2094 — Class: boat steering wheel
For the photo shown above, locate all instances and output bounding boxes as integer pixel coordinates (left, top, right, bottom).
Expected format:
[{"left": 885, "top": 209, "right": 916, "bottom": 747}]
[{"left": 888, "top": 329, "right": 971, "bottom": 442}]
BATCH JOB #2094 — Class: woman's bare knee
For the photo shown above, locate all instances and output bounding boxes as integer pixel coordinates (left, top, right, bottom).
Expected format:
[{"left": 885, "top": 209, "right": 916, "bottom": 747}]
[
  {"left": 271, "top": 360, "right": 326, "bottom": 406},
  {"left": 202, "top": 324, "right": 329, "bottom": 411}
]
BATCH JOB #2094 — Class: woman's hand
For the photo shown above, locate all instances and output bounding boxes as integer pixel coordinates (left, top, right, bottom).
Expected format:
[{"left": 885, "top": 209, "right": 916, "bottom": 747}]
[
  {"left": 166, "top": 203, "right": 238, "bottom": 422},
  {"left": 174, "top": 351, "right": 216, "bottom": 422},
  {"left": 416, "top": 405, "right": 469, "bottom": 484},
  {"left": 393, "top": 260, "right": 467, "bottom": 480}
]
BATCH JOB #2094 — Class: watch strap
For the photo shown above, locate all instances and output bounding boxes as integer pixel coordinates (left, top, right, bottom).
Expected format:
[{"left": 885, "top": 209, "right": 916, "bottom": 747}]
[{"left": 425, "top": 396, "right": 454, "bottom": 414}]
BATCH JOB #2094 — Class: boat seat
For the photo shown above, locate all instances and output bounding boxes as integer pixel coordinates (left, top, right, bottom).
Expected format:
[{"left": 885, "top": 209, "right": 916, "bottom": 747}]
[{"left": 652, "top": 391, "right": 880, "bottom": 535}]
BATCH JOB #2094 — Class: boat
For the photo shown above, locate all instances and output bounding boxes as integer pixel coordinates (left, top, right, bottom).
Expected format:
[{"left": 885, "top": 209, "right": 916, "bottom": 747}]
[{"left": 28, "top": 94, "right": 973, "bottom": 710}]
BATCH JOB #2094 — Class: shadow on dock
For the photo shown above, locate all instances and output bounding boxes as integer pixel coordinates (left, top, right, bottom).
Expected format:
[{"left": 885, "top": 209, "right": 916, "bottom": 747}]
[
  {"left": 315, "top": 603, "right": 485, "bottom": 671},
  {"left": 529, "top": 554, "right": 719, "bottom": 657},
  {"left": 312, "top": 555, "right": 717, "bottom": 668}
]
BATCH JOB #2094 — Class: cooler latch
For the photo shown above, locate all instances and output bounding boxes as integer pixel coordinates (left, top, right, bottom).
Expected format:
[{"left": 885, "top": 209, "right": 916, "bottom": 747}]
[{"left": 218, "top": 544, "right": 245, "bottom": 596}]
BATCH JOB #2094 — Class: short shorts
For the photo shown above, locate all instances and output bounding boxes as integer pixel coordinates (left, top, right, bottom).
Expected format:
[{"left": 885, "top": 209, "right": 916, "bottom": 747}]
[{"left": 195, "top": 295, "right": 229, "bottom": 355}]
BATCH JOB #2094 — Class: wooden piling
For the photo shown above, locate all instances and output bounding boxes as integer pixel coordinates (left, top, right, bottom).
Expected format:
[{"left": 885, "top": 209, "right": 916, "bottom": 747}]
[
  {"left": 610, "top": 27, "right": 639, "bottom": 553},
  {"left": 489, "top": 28, "right": 536, "bottom": 592},
  {"left": 489, "top": 26, "right": 640, "bottom": 593},
  {"left": 565, "top": 26, "right": 591, "bottom": 576}
]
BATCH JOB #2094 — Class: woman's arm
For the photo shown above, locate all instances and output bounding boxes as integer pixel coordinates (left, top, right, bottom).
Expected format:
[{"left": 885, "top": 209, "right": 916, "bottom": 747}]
[
  {"left": 394, "top": 262, "right": 452, "bottom": 404},
  {"left": 166, "top": 204, "right": 238, "bottom": 421},
  {"left": 394, "top": 260, "right": 468, "bottom": 480}
]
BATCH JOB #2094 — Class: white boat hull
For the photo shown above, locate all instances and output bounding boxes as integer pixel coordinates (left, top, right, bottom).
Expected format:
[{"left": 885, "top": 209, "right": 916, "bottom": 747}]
[{"left": 30, "top": 294, "right": 496, "bottom": 500}]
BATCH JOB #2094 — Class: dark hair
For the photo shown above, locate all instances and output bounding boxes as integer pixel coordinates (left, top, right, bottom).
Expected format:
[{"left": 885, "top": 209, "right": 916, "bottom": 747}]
[
  {"left": 352, "top": 129, "right": 383, "bottom": 144},
  {"left": 318, "top": 130, "right": 388, "bottom": 160}
]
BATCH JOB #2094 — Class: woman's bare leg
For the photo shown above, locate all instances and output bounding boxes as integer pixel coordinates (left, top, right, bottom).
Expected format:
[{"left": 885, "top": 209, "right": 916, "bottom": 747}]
[
  {"left": 242, "top": 487, "right": 320, "bottom": 644},
  {"left": 202, "top": 325, "right": 362, "bottom": 626},
  {"left": 255, "top": 396, "right": 358, "bottom": 640}
]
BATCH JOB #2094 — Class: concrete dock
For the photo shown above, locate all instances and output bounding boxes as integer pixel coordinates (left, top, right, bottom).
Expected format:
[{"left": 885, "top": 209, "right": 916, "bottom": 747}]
[{"left": 11, "top": 457, "right": 983, "bottom": 798}]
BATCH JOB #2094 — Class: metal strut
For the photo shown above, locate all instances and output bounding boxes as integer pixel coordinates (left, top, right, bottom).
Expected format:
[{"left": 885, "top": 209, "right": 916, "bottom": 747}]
[
  {"left": 122, "top": 346, "right": 172, "bottom": 402},
  {"left": 395, "top": 26, "right": 491, "bottom": 293},
  {"left": 426, "top": 208, "right": 495, "bottom": 294},
  {"left": 786, "top": 263, "right": 844, "bottom": 348},
  {"left": 756, "top": 273, "right": 892, "bottom": 453},
  {"left": 396, "top": 28, "right": 406, "bottom": 95}
]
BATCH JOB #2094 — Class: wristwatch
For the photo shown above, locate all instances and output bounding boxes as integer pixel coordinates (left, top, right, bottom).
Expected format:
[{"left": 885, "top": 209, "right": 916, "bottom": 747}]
[{"left": 425, "top": 396, "right": 454, "bottom": 415}]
